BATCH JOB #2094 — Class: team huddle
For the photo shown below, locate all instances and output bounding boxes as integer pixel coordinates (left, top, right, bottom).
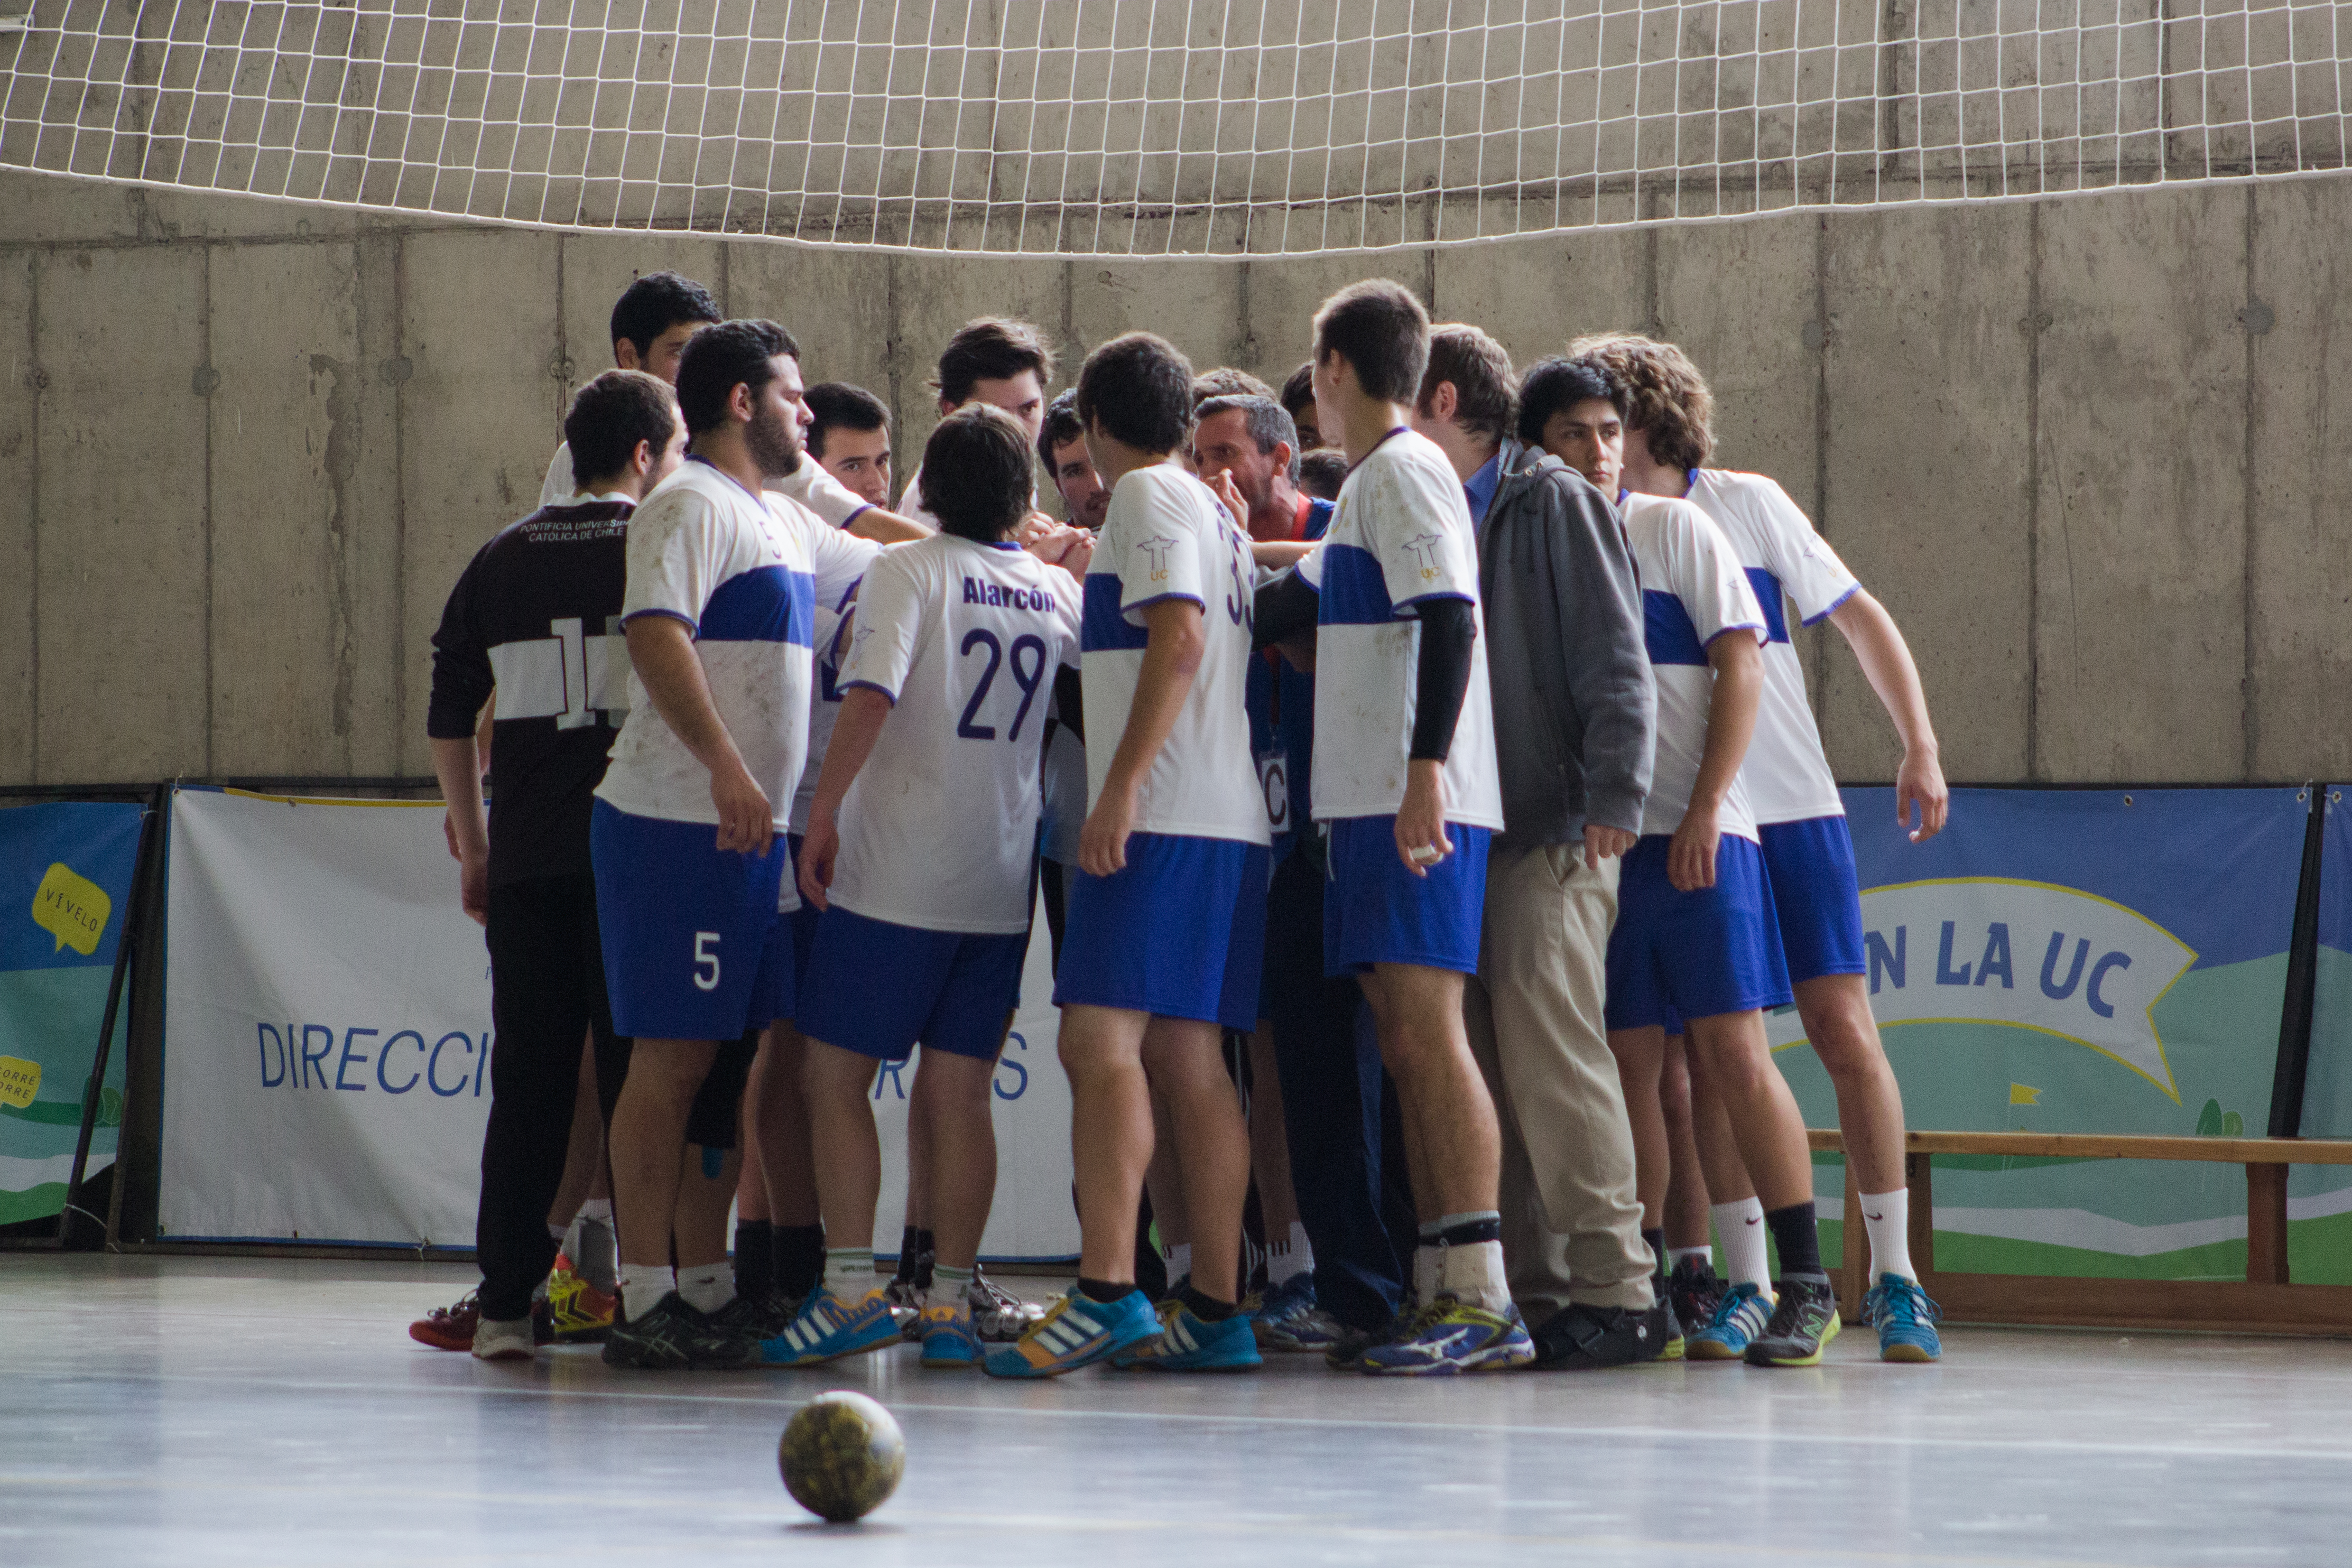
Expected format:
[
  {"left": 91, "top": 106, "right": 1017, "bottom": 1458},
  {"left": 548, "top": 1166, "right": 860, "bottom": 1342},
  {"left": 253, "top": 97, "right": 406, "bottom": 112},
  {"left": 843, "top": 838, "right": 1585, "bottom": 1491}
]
[{"left": 411, "top": 266, "right": 1952, "bottom": 1379}]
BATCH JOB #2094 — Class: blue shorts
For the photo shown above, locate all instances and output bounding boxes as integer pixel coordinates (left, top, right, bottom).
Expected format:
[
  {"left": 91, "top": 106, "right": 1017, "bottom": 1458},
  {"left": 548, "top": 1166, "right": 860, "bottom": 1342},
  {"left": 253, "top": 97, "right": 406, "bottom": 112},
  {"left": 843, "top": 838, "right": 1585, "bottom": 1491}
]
[
  {"left": 590, "top": 800, "right": 791, "bottom": 1042},
  {"left": 795, "top": 905, "right": 1026, "bottom": 1061},
  {"left": 1756, "top": 814, "right": 1867, "bottom": 984},
  {"left": 784, "top": 834, "right": 823, "bottom": 986},
  {"left": 1054, "top": 832, "right": 1271, "bottom": 1032},
  {"left": 1604, "top": 833, "right": 1793, "bottom": 1031},
  {"left": 1322, "top": 815, "right": 1490, "bottom": 977}
]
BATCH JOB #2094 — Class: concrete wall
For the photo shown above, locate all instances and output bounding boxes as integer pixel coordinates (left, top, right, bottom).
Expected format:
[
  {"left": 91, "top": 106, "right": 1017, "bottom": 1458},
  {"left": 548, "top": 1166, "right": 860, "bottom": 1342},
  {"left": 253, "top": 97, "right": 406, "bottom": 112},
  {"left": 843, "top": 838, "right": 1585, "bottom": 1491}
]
[{"left": 3, "top": 167, "right": 2348, "bottom": 786}]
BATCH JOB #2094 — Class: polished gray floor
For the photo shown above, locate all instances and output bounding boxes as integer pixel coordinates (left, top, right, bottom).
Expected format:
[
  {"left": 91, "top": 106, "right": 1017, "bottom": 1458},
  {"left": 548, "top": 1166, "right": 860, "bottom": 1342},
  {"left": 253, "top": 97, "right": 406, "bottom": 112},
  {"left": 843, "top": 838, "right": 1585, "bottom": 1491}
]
[{"left": 4, "top": 1256, "right": 2348, "bottom": 1566}]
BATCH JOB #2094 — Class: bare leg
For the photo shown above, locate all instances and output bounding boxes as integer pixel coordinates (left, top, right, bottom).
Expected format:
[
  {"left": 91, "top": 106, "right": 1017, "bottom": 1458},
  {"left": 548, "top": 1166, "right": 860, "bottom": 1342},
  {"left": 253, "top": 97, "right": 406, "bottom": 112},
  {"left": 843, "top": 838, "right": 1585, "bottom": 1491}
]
[
  {"left": 1687, "top": 1049, "right": 1758, "bottom": 1204},
  {"left": 547, "top": 1036, "right": 603, "bottom": 1229},
  {"left": 747, "top": 1024, "right": 821, "bottom": 1226},
  {"left": 672, "top": 1144, "right": 740, "bottom": 1269},
  {"left": 1359, "top": 964, "right": 1497, "bottom": 1216},
  {"left": 1246, "top": 1026, "right": 1301, "bottom": 1235},
  {"left": 1794, "top": 973, "right": 1906, "bottom": 1198},
  {"left": 1605, "top": 1024, "right": 1670, "bottom": 1229},
  {"left": 1143, "top": 1018, "right": 1250, "bottom": 1303},
  {"left": 1059, "top": 1004, "right": 1153, "bottom": 1284},
  {"left": 1144, "top": 1093, "right": 1189, "bottom": 1250},
  {"left": 1661, "top": 1034, "right": 1713, "bottom": 1248},
  {"left": 916, "top": 1050, "right": 1001, "bottom": 1273},
  {"left": 1684, "top": 1011, "right": 1811, "bottom": 1210},
  {"left": 801, "top": 1039, "right": 883, "bottom": 1256},
  {"left": 609, "top": 1039, "right": 718, "bottom": 1269},
  {"left": 903, "top": 1063, "right": 936, "bottom": 1233}
]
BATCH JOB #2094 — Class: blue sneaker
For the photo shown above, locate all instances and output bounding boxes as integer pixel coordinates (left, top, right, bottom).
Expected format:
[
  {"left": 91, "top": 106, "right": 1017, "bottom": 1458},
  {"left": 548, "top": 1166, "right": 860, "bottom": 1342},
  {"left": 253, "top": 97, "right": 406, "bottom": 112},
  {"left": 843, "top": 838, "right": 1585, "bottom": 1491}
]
[
  {"left": 1111, "top": 1301, "right": 1263, "bottom": 1372},
  {"left": 1861, "top": 1273, "right": 1943, "bottom": 1363},
  {"left": 918, "top": 1302, "right": 980, "bottom": 1369},
  {"left": 1360, "top": 1295, "right": 1535, "bottom": 1376},
  {"left": 982, "top": 1288, "right": 1158, "bottom": 1378},
  {"left": 1686, "top": 1281, "right": 1774, "bottom": 1361},
  {"left": 1250, "top": 1274, "right": 1344, "bottom": 1353},
  {"left": 758, "top": 1286, "right": 901, "bottom": 1367}
]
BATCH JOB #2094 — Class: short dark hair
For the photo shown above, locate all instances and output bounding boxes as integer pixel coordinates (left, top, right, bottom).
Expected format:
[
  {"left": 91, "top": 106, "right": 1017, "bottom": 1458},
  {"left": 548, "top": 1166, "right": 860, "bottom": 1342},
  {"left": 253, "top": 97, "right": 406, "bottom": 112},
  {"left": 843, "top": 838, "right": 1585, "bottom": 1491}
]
[
  {"left": 1419, "top": 324, "right": 1516, "bottom": 443},
  {"left": 1516, "top": 356, "right": 1624, "bottom": 448},
  {"left": 564, "top": 369, "right": 678, "bottom": 489},
  {"left": 1297, "top": 449, "right": 1347, "bottom": 502},
  {"left": 675, "top": 319, "right": 800, "bottom": 435},
  {"left": 922, "top": 404, "right": 1036, "bottom": 545},
  {"left": 1566, "top": 332, "right": 1715, "bottom": 472},
  {"left": 804, "top": 382, "right": 888, "bottom": 460},
  {"left": 1194, "top": 394, "right": 1300, "bottom": 484},
  {"left": 1037, "top": 388, "right": 1086, "bottom": 468},
  {"left": 933, "top": 317, "right": 1055, "bottom": 406},
  {"left": 1279, "top": 360, "right": 1317, "bottom": 422},
  {"left": 609, "top": 271, "right": 721, "bottom": 363},
  {"left": 1075, "top": 331, "right": 1194, "bottom": 456},
  {"left": 1192, "top": 367, "right": 1274, "bottom": 404},
  {"left": 1312, "top": 280, "right": 1429, "bottom": 403}
]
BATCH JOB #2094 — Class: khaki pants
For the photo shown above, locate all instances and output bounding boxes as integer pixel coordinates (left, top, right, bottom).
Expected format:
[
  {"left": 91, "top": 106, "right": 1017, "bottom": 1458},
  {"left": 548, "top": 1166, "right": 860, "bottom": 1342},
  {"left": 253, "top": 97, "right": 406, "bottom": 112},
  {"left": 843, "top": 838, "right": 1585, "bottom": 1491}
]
[{"left": 1462, "top": 842, "right": 1655, "bottom": 1319}]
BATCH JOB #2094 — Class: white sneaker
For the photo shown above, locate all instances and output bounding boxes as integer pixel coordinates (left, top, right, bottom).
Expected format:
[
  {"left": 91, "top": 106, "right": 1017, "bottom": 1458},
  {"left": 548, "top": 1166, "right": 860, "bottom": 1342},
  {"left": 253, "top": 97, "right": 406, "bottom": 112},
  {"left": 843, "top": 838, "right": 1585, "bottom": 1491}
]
[{"left": 472, "top": 1315, "right": 536, "bottom": 1360}]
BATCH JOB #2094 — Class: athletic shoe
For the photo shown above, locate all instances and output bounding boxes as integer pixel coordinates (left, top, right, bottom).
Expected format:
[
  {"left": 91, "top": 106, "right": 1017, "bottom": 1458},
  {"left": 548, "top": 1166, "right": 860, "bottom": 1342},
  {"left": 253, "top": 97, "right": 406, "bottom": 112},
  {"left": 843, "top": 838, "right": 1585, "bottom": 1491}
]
[
  {"left": 1360, "top": 1295, "right": 1535, "bottom": 1376},
  {"left": 760, "top": 1286, "right": 903, "bottom": 1368},
  {"left": 1745, "top": 1276, "right": 1842, "bottom": 1367},
  {"left": 1111, "top": 1300, "right": 1264, "bottom": 1372},
  {"left": 970, "top": 1266, "right": 1046, "bottom": 1342},
  {"left": 600, "top": 1292, "right": 758, "bottom": 1370},
  {"left": 1252, "top": 1274, "right": 1345, "bottom": 1353},
  {"left": 1325, "top": 1300, "right": 1422, "bottom": 1371},
  {"left": 708, "top": 1288, "right": 799, "bottom": 1342},
  {"left": 1686, "top": 1282, "right": 1774, "bottom": 1361},
  {"left": 982, "top": 1288, "right": 1158, "bottom": 1378},
  {"left": 471, "top": 1314, "right": 536, "bottom": 1361},
  {"left": 919, "top": 1302, "right": 980, "bottom": 1369},
  {"left": 1660, "top": 1291, "right": 1686, "bottom": 1361},
  {"left": 410, "top": 1288, "right": 553, "bottom": 1352},
  {"left": 544, "top": 1259, "right": 617, "bottom": 1344},
  {"left": 1529, "top": 1300, "right": 1670, "bottom": 1370},
  {"left": 1667, "top": 1254, "right": 1725, "bottom": 1340},
  {"left": 1860, "top": 1273, "right": 1943, "bottom": 1363}
]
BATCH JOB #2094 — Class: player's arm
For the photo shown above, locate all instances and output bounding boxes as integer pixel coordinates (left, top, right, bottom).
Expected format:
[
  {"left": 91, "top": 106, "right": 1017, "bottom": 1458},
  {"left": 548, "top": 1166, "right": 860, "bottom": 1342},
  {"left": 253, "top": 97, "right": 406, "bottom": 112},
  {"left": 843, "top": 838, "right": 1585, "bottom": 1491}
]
[
  {"left": 1079, "top": 599, "right": 1206, "bottom": 876},
  {"left": 1827, "top": 588, "right": 1947, "bottom": 842},
  {"left": 1251, "top": 563, "right": 1321, "bottom": 671},
  {"left": 847, "top": 507, "right": 933, "bottom": 543},
  {"left": 428, "top": 737, "right": 490, "bottom": 926},
  {"left": 425, "top": 561, "right": 495, "bottom": 922},
  {"left": 1394, "top": 597, "right": 1474, "bottom": 876},
  {"left": 623, "top": 616, "right": 773, "bottom": 856},
  {"left": 796, "top": 687, "right": 892, "bottom": 910},
  {"left": 1670, "top": 633, "right": 1763, "bottom": 892},
  {"left": 1251, "top": 540, "right": 1317, "bottom": 571}
]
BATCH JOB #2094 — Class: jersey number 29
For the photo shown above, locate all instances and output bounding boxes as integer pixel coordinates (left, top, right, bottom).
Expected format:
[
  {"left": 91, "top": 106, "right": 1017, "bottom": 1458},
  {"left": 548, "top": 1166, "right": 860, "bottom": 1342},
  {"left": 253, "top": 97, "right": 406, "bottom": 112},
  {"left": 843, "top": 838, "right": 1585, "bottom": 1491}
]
[{"left": 956, "top": 629, "right": 1049, "bottom": 742}]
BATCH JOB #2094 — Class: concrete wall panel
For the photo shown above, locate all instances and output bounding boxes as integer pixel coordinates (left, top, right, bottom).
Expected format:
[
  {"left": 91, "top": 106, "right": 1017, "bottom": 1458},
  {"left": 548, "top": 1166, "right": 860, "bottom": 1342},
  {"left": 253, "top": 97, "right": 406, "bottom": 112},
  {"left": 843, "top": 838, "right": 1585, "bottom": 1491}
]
[
  {"left": 556, "top": 233, "right": 728, "bottom": 409},
  {"left": 1655, "top": 216, "right": 1820, "bottom": 502},
  {"left": 887, "top": 253, "right": 1068, "bottom": 481},
  {"left": 1820, "top": 204, "right": 2036, "bottom": 787},
  {"left": 1431, "top": 224, "right": 1649, "bottom": 374},
  {"left": 1239, "top": 249, "right": 1430, "bottom": 396},
  {"left": 1070, "top": 257, "right": 1246, "bottom": 388},
  {"left": 2247, "top": 178, "right": 2352, "bottom": 781},
  {"left": 725, "top": 240, "right": 901, "bottom": 482},
  {"left": 33, "top": 246, "right": 210, "bottom": 781},
  {"left": 0, "top": 256, "right": 33, "bottom": 782},
  {"left": 2034, "top": 187, "right": 2248, "bottom": 781}
]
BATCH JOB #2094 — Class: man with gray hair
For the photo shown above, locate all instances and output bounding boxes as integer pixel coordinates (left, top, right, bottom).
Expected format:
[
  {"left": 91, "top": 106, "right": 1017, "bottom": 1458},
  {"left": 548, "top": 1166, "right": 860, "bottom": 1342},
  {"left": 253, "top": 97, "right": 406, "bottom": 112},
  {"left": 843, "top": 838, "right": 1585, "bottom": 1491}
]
[{"left": 1408, "top": 323, "right": 1666, "bottom": 1368}]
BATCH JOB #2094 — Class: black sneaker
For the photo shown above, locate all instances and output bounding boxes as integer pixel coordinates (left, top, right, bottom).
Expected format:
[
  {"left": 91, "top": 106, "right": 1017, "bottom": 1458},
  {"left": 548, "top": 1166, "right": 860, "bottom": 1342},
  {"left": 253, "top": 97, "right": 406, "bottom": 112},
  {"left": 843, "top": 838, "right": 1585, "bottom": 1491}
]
[
  {"left": 1668, "top": 1254, "right": 1724, "bottom": 1338},
  {"left": 1530, "top": 1300, "right": 1671, "bottom": 1369},
  {"left": 1323, "top": 1300, "right": 1421, "bottom": 1371},
  {"left": 1743, "top": 1277, "right": 1842, "bottom": 1367},
  {"left": 600, "top": 1291, "right": 759, "bottom": 1370},
  {"left": 709, "top": 1287, "right": 798, "bottom": 1341}
]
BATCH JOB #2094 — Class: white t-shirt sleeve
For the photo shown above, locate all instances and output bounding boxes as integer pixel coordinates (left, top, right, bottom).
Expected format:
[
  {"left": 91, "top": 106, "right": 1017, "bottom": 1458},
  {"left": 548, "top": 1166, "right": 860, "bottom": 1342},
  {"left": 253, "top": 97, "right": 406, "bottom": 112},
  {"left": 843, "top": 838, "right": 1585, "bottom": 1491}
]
[
  {"left": 1362, "top": 459, "right": 1478, "bottom": 612},
  {"left": 540, "top": 442, "right": 577, "bottom": 507},
  {"left": 1114, "top": 477, "right": 1210, "bottom": 619},
  {"left": 771, "top": 461, "right": 873, "bottom": 529},
  {"left": 805, "top": 512, "right": 886, "bottom": 606},
  {"left": 1675, "top": 509, "right": 1770, "bottom": 648},
  {"left": 836, "top": 550, "right": 925, "bottom": 704},
  {"left": 620, "top": 488, "right": 725, "bottom": 630},
  {"left": 1746, "top": 476, "right": 1860, "bottom": 625}
]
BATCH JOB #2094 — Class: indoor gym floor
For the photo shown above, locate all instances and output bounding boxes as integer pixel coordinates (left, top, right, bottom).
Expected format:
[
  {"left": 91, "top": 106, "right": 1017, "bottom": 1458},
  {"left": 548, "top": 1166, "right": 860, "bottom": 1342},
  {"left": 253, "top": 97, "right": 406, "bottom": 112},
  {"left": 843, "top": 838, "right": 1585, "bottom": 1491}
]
[{"left": 4, "top": 1255, "right": 2347, "bottom": 1567}]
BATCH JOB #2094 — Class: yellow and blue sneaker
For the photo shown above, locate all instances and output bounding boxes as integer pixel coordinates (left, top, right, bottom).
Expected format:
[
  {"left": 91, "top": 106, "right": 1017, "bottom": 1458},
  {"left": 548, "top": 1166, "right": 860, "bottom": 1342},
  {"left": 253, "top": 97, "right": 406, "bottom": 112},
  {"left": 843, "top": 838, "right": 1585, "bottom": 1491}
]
[
  {"left": 918, "top": 1301, "right": 980, "bottom": 1369},
  {"left": 758, "top": 1286, "right": 901, "bottom": 1368},
  {"left": 1360, "top": 1294, "right": 1534, "bottom": 1376},
  {"left": 1110, "top": 1300, "right": 1263, "bottom": 1372},
  {"left": 1686, "top": 1282, "right": 1774, "bottom": 1361},
  {"left": 1744, "top": 1277, "right": 1842, "bottom": 1367},
  {"left": 982, "top": 1287, "right": 1158, "bottom": 1378},
  {"left": 1860, "top": 1273, "right": 1943, "bottom": 1363}
]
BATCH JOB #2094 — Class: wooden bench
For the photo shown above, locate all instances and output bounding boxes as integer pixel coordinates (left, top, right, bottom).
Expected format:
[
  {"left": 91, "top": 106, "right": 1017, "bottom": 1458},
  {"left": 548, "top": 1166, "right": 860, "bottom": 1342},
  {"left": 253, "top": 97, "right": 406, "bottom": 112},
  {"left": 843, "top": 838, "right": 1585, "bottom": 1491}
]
[{"left": 1807, "top": 1130, "right": 2352, "bottom": 1335}]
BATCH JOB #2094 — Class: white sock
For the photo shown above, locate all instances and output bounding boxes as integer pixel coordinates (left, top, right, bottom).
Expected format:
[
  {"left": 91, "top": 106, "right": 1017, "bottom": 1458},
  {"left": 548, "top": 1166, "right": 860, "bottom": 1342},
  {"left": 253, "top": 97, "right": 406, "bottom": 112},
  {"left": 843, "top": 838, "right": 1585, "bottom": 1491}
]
[
  {"left": 1668, "top": 1245, "right": 1714, "bottom": 1272},
  {"left": 1438, "top": 1239, "right": 1512, "bottom": 1312},
  {"left": 931, "top": 1263, "right": 974, "bottom": 1310},
  {"left": 1862, "top": 1188, "right": 1915, "bottom": 1282},
  {"left": 615, "top": 1264, "right": 673, "bottom": 1322},
  {"left": 1266, "top": 1221, "right": 1314, "bottom": 1287},
  {"left": 579, "top": 1198, "right": 613, "bottom": 1223},
  {"left": 1164, "top": 1240, "right": 1192, "bottom": 1282},
  {"left": 677, "top": 1263, "right": 734, "bottom": 1315},
  {"left": 825, "top": 1247, "right": 877, "bottom": 1298},
  {"left": 1712, "top": 1198, "right": 1770, "bottom": 1289},
  {"left": 1412, "top": 1244, "right": 1440, "bottom": 1306}
]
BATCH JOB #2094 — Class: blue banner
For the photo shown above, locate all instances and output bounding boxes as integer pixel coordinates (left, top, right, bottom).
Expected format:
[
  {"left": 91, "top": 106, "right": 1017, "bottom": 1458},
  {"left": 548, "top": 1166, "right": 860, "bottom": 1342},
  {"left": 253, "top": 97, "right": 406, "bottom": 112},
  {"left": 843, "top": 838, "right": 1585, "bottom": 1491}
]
[
  {"left": 0, "top": 801, "right": 144, "bottom": 1225},
  {"left": 1770, "top": 787, "right": 2309, "bottom": 1280},
  {"left": 2299, "top": 790, "right": 2352, "bottom": 1144}
]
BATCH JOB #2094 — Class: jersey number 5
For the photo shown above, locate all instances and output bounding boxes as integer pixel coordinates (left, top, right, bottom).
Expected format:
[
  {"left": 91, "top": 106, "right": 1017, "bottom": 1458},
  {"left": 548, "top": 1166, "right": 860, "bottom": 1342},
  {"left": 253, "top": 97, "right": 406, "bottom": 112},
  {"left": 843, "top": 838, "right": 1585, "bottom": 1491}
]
[{"left": 692, "top": 931, "right": 721, "bottom": 992}]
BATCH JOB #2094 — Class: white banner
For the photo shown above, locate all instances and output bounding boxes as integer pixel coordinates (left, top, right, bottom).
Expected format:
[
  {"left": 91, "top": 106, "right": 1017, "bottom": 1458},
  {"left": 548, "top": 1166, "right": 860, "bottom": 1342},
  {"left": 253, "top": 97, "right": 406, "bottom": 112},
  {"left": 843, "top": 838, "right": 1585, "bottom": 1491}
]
[{"left": 160, "top": 788, "right": 1079, "bottom": 1259}]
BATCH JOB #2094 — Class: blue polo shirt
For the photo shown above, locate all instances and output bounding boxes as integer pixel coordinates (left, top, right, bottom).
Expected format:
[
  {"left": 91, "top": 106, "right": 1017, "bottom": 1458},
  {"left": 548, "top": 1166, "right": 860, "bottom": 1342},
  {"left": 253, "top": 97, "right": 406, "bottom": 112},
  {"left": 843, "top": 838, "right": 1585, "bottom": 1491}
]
[{"left": 1245, "top": 495, "right": 1334, "bottom": 866}]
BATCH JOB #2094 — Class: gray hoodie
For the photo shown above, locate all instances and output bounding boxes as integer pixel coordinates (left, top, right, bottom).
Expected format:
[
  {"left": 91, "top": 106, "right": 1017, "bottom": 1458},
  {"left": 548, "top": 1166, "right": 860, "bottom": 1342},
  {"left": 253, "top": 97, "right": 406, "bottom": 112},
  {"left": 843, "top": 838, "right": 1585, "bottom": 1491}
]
[{"left": 1473, "top": 437, "right": 1655, "bottom": 850}]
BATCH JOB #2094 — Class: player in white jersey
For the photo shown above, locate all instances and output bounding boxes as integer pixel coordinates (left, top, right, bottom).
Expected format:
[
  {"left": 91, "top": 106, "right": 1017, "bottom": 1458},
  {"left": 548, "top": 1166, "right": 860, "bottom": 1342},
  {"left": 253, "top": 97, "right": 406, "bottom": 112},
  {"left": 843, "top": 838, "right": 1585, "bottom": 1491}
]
[
  {"left": 988, "top": 332, "right": 1271, "bottom": 1378},
  {"left": 1575, "top": 333, "right": 1950, "bottom": 1365},
  {"left": 591, "top": 320, "right": 880, "bottom": 1370},
  {"left": 1531, "top": 356, "right": 1840, "bottom": 1368},
  {"left": 758, "top": 406, "right": 1085, "bottom": 1371},
  {"left": 1252, "top": 282, "right": 1529, "bottom": 1376}
]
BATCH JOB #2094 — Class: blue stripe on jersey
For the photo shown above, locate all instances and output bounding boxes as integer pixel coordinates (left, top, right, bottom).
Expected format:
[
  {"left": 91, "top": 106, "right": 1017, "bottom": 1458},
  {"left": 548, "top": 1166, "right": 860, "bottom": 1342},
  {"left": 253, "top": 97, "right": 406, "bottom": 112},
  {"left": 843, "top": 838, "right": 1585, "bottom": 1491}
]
[
  {"left": 1643, "top": 589, "right": 1710, "bottom": 667},
  {"left": 1316, "top": 542, "right": 1395, "bottom": 627},
  {"left": 1081, "top": 573, "right": 1150, "bottom": 652},
  {"left": 1745, "top": 568, "right": 1790, "bottom": 644},
  {"left": 699, "top": 564, "right": 816, "bottom": 646}
]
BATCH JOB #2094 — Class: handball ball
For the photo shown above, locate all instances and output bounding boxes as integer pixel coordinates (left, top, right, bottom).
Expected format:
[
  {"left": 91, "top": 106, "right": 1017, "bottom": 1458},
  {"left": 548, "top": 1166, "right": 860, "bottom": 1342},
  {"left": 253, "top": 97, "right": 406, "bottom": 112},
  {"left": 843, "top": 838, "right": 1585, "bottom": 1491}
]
[{"left": 778, "top": 1391, "right": 905, "bottom": 1523}]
